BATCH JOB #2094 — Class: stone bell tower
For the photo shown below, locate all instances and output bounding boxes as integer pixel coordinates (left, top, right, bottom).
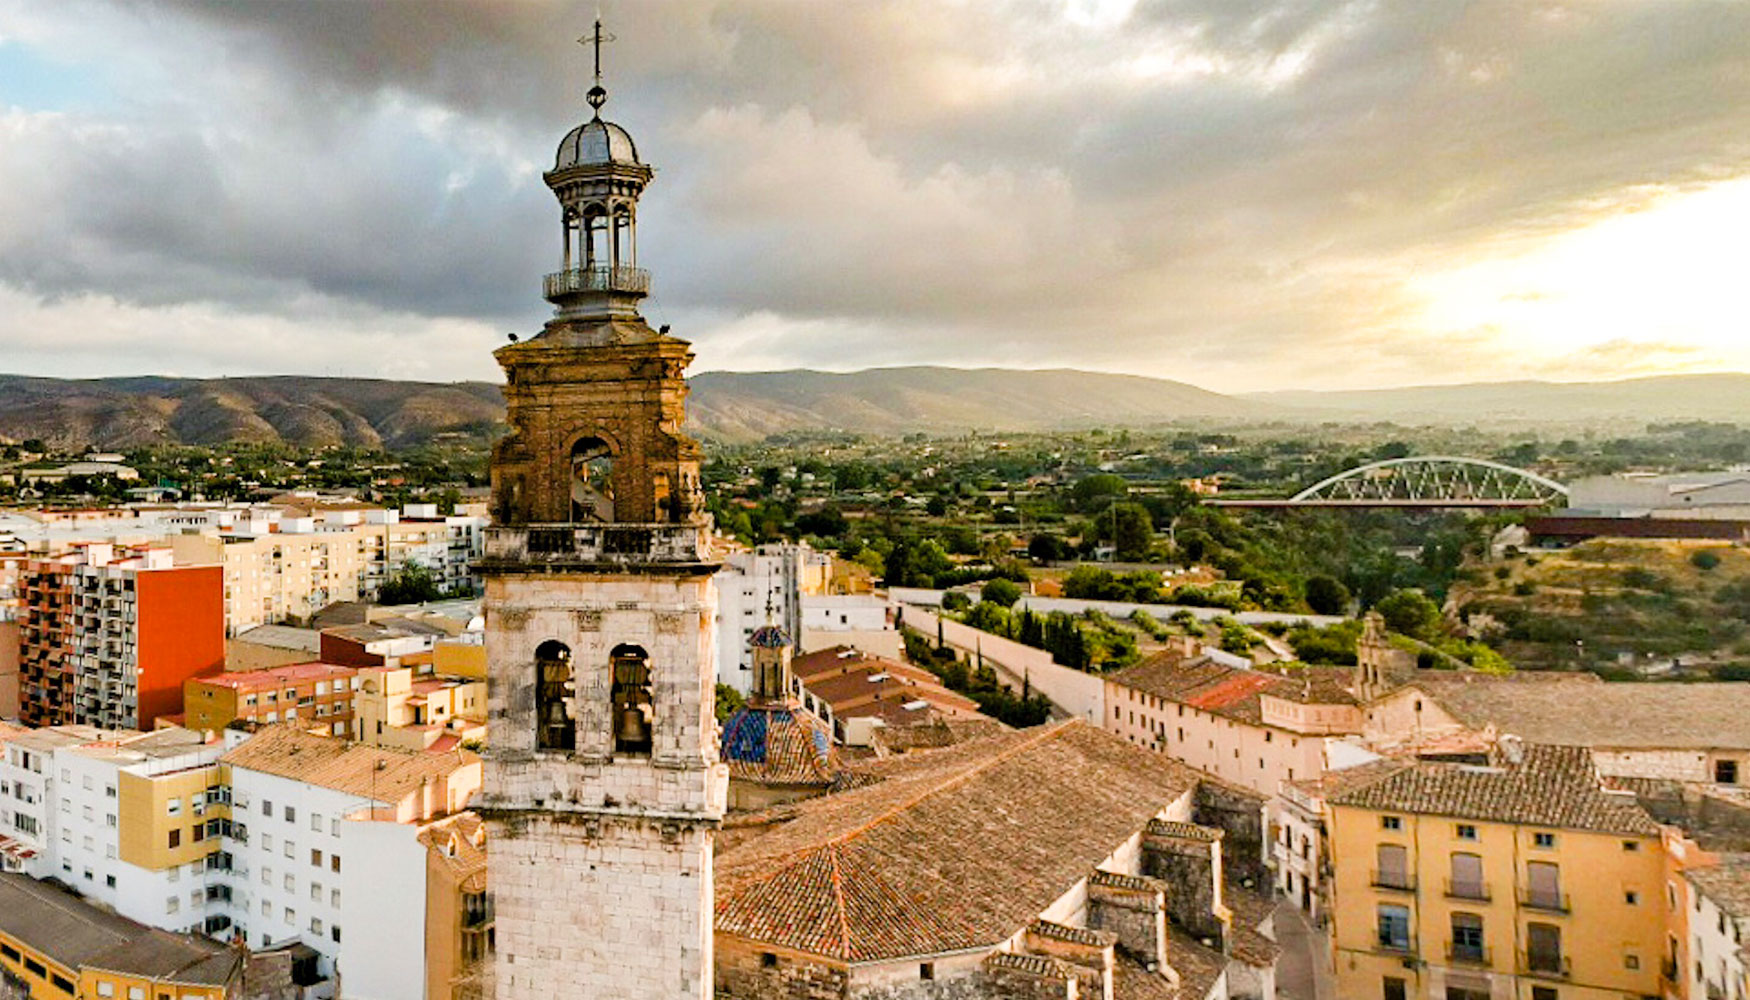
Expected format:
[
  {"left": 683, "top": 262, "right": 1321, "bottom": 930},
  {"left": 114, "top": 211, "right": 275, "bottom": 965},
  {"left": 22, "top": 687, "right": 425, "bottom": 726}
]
[{"left": 477, "top": 22, "right": 726, "bottom": 1000}]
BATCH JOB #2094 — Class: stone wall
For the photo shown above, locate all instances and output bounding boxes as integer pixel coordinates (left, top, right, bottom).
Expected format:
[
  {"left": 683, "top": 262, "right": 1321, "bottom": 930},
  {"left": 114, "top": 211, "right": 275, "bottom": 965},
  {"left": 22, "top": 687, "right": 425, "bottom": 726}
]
[
  {"left": 1141, "top": 832, "right": 1224, "bottom": 946},
  {"left": 1193, "top": 782, "right": 1269, "bottom": 888},
  {"left": 1087, "top": 874, "right": 1167, "bottom": 965},
  {"left": 491, "top": 812, "right": 715, "bottom": 1000}
]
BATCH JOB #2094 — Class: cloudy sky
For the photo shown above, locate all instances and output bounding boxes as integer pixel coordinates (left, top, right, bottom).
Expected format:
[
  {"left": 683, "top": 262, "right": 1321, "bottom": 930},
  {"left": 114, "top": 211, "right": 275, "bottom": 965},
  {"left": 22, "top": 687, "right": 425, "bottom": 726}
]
[{"left": 1, "top": 0, "right": 1748, "bottom": 392}]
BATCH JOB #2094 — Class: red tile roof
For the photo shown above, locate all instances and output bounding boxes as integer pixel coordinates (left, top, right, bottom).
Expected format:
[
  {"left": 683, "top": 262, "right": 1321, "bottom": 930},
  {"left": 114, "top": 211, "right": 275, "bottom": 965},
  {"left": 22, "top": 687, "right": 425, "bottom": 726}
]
[{"left": 193, "top": 661, "right": 357, "bottom": 690}]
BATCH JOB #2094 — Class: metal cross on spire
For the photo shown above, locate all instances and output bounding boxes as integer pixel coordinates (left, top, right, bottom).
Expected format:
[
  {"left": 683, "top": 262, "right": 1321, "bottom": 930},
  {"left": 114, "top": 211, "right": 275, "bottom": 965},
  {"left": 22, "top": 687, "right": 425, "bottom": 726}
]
[{"left": 579, "top": 16, "right": 614, "bottom": 117}]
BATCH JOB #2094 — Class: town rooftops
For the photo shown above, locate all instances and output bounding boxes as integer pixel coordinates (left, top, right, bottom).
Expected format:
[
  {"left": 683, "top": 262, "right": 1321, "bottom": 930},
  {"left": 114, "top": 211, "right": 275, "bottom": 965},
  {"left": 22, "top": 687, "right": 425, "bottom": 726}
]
[
  {"left": 193, "top": 661, "right": 355, "bottom": 689},
  {"left": 1406, "top": 672, "right": 1750, "bottom": 750},
  {"left": 323, "top": 617, "right": 454, "bottom": 644},
  {"left": 1325, "top": 742, "right": 1662, "bottom": 836},
  {"left": 0, "top": 873, "right": 242, "bottom": 986},
  {"left": 791, "top": 645, "right": 981, "bottom": 722},
  {"left": 221, "top": 723, "right": 478, "bottom": 803},
  {"left": 1686, "top": 855, "right": 1750, "bottom": 918},
  {"left": 231, "top": 624, "right": 323, "bottom": 654},
  {"left": 419, "top": 811, "right": 488, "bottom": 894},
  {"left": 714, "top": 720, "right": 1203, "bottom": 964},
  {"left": 1109, "top": 649, "right": 1357, "bottom": 726}
]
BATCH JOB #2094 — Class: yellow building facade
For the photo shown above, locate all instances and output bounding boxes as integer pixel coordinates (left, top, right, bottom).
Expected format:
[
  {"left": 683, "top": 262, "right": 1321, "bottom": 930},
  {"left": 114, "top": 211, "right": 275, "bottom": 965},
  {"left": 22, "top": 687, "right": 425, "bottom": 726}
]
[{"left": 1326, "top": 744, "right": 1672, "bottom": 1000}]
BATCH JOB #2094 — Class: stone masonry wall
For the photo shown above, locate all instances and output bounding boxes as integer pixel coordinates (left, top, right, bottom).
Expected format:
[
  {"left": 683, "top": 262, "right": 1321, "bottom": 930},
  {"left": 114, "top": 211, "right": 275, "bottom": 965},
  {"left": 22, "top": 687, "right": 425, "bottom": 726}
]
[
  {"left": 492, "top": 811, "right": 715, "bottom": 1000},
  {"left": 1193, "top": 782, "right": 1269, "bottom": 888}
]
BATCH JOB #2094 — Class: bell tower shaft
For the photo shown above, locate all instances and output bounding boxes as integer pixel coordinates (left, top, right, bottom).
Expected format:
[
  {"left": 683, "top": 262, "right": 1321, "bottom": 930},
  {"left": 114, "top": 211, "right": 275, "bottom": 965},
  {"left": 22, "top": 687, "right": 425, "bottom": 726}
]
[{"left": 479, "top": 24, "right": 726, "bottom": 1000}]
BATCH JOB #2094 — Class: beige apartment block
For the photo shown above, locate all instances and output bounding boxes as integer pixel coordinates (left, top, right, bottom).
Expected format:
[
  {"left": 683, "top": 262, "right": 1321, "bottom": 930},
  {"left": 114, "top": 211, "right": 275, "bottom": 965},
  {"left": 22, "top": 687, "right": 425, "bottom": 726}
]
[
  {"left": 353, "top": 665, "right": 486, "bottom": 753},
  {"left": 173, "top": 530, "right": 369, "bottom": 636}
]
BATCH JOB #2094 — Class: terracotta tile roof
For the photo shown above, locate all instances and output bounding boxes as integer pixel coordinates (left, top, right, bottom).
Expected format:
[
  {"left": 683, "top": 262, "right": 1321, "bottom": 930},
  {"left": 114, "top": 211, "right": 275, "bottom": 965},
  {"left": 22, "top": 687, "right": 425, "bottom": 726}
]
[
  {"left": 1029, "top": 919, "right": 1116, "bottom": 948},
  {"left": 1326, "top": 743, "right": 1661, "bottom": 835},
  {"left": 716, "top": 720, "right": 1203, "bottom": 963},
  {"left": 1111, "top": 652, "right": 1356, "bottom": 727},
  {"left": 0, "top": 874, "right": 242, "bottom": 986},
  {"left": 419, "top": 811, "right": 488, "bottom": 894},
  {"left": 221, "top": 723, "right": 478, "bottom": 803},
  {"left": 194, "top": 661, "right": 356, "bottom": 689},
  {"left": 1147, "top": 819, "right": 1220, "bottom": 842},
  {"left": 1686, "top": 855, "right": 1750, "bottom": 917},
  {"left": 1407, "top": 674, "right": 1750, "bottom": 750}
]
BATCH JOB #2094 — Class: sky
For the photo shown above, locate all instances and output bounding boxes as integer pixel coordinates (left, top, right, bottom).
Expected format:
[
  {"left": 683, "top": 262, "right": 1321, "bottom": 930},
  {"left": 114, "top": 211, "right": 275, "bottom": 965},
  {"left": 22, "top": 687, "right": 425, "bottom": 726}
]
[{"left": 1, "top": 0, "right": 1748, "bottom": 393}]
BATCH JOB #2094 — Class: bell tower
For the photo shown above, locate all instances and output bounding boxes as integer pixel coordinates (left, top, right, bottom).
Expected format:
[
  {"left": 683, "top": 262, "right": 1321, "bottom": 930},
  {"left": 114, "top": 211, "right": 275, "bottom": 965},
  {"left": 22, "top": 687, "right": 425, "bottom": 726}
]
[{"left": 478, "top": 22, "right": 725, "bottom": 1000}]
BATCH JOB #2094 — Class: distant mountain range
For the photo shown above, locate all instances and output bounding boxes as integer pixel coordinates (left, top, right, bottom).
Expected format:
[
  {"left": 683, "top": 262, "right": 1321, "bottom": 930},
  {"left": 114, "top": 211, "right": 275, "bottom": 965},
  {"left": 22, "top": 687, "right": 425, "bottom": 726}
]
[{"left": 0, "top": 368, "right": 1745, "bottom": 449}]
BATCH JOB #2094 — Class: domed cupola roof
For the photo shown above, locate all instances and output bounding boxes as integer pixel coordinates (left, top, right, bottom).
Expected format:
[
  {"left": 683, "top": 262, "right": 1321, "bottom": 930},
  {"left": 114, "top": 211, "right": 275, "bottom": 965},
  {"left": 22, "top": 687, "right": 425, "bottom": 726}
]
[
  {"left": 749, "top": 623, "right": 791, "bottom": 650},
  {"left": 720, "top": 704, "right": 836, "bottom": 788},
  {"left": 554, "top": 118, "right": 641, "bottom": 170}
]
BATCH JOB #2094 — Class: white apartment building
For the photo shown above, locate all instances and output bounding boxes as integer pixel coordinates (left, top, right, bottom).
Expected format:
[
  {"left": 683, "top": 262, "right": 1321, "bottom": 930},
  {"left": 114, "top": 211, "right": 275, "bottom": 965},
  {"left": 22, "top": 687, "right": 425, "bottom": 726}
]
[
  {"left": 798, "top": 593, "right": 899, "bottom": 660},
  {"left": 218, "top": 725, "right": 482, "bottom": 997},
  {"left": 0, "top": 726, "right": 231, "bottom": 936},
  {"left": 714, "top": 542, "right": 830, "bottom": 693},
  {"left": 1686, "top": 860, "right": 1750, "bottom": 1000}
]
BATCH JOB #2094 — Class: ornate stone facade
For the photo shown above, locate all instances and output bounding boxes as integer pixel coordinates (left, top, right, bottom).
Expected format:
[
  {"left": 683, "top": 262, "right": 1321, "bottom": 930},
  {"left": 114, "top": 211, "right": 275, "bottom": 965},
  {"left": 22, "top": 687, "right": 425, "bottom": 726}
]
[{"left": 479, "top": 29, "right": 726, "bottom": 1000}]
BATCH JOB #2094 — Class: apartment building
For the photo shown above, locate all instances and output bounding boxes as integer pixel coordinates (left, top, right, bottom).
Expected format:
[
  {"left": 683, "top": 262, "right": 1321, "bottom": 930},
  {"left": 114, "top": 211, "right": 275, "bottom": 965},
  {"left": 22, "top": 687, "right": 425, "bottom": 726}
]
[
  {"left": 1684, "top": 858, "right": 1750, "bottom": 1000},
  {"left": 417, "top": 812, "right": 490, "bottom": 1000},
  {"left": 714, "top": 542, "right": 830, "bottom": 693},
  {"left": 351, "top": 665, "right": 485, "bottom": 753},
  {"left": 17, "top": 544, "right": 223, "bottom": 729},
  {"left": 1326, "top": 741, "right": 1670, "bottom": 1000},
  {"left": 0, "top": 726, "right": 232, "bottom": 936},
  {"left": 1104, "top": 637, "right": 1364, "bottom": 796},
  {"left": 216, "top": 724, "right": 482, "bottom": 995},
  {"left": 0, "top": 873, "right": 242, "bottom": 1000},
  {"left": 183, "top": 662, "right": 359, "bottom": 737}
]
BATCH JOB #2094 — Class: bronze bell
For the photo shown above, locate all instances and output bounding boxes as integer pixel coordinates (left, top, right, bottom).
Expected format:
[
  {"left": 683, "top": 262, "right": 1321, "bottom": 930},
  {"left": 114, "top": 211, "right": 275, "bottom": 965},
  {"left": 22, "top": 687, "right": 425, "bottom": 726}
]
[{"left": 616, "top": 704, "right": 651, "bottom": 746}]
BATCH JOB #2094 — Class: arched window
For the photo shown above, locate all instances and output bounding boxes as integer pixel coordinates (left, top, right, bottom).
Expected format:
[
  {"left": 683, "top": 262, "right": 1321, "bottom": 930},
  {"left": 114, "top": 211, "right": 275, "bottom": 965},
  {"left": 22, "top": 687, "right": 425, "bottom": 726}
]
[
  {"left": 535, "top": 640, "right": 574, "bottom": 752},
  {"left": 570, "top": 438, "right": 614, "bottom": 522},
  {"left": 610, "top": 644, "right": 652, "bottom": 755}
]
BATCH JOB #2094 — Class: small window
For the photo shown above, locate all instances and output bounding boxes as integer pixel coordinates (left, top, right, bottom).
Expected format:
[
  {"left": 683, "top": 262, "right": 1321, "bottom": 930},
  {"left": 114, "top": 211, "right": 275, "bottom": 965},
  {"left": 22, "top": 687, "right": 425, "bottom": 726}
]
[
  {"left": 1625, "top": 890, "right": 1639, "bottom": 905},
  {"left": 1717, "top": 759, "right": 1739, "bottom": 785},
  {"left": 284, "top": 806, "right": 295, "bottom": 823},
  {"left": 919, "top": 963, "right": 935, "bottom": 981},
  {"left": 167, "top": 829, "right": 181, "bottom": 849},
  {"left": 1623, "top": 840, "right": 1640, "bottom": 852},
  {"left": 1624, "top": 954, "right": 1639, "bottom": 970},
  {"left": 1381, "top": 816, "right": 1402, "bottom": 831},
  {"left": 1455, "top": 823, "right": 1478, "bottom": 841},
  {"left": 166, "top": 797, "right": 181, "bottom": 816},
  {"left": 1533, "top": 831, "right": 1556, "bottom": 849},
  {"left": 262, "top": 800, "right": 272, "bottom": 817},
  {"left": 760, "top": 953, "right": 778, "bottom": 969},
  {"left": 51, "top": 974, "right": 74, "bottom": 994},
  {"left": 311, "top": 849, "right": 322, "bottom": 867},
  {"left": 331, "top": 926, "right": 342, "bottom": 943},
  {"left": 331, "top": 855, "right": 341, "bottom": 873}
]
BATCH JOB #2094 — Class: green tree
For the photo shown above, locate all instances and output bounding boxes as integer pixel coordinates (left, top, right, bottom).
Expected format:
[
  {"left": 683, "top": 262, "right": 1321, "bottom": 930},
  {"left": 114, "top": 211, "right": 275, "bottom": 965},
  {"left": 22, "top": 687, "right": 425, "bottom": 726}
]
[
  {"left": 1109, "top": 503, "right": 1154, "bottom": 561},
  {"left": 378, "top": 560, "right": 441, "bottom": 605},
  {"left": 1303, "top": 575, "right": 1352, "bottom": 616},
  {"left": 1070, "top": 473, "right": 1128, "bottom": 511},
  {"left": 714, "top": 683, "right": 746, "bottom": 723},
  {"left": 981, "top": 577, "right": 1022, "bottom": 607},
  {"left": 1374, "top": 588, "right": 1443, "bottom": 641}
]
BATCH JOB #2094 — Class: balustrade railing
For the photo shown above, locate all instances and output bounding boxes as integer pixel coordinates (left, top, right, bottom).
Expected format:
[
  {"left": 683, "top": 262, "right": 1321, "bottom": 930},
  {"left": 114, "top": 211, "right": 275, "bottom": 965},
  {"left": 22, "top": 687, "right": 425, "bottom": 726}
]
[{"left": 543, "top": 265, "right": 650, "bottom": 299}]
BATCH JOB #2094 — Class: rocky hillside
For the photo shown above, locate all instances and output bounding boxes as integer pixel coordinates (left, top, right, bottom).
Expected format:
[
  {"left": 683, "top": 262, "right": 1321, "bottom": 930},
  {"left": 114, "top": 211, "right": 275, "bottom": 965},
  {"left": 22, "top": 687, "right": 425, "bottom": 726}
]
[{"left": 0, "top": 368, "right": 1266, "bottom": 449}]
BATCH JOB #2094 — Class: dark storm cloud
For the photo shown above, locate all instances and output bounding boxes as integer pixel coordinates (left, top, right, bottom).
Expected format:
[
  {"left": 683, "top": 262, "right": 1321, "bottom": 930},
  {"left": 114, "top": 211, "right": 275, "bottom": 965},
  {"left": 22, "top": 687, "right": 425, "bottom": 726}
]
[{"left": 2, "top": 0, "right": 1749, "bottom": 385}]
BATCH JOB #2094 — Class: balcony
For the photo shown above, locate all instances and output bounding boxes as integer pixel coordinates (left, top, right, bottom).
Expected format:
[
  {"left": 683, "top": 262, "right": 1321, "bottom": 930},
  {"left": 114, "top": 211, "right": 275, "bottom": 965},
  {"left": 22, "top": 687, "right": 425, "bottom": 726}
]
[
  {"left": 1518, "top": 888, "right": 1570, "bottom": 913},
  {"left": 1444, "top": 878, "right": 1491, "bottom": 902},
  {"left": 1445, "top": 942, "right": 1491, "bottom": 967},
  {"left": 542, "top": 265, "right": 650, "bottom": 300},
  {"left": 1520, "top": 951, "right": 1570, "bottom": 979},
  {"left": 1370, "top": 869, "right": 1416, "bottom": 893},
  {"left": 481, "top": 524, "right": 711, "bottom": 570}
]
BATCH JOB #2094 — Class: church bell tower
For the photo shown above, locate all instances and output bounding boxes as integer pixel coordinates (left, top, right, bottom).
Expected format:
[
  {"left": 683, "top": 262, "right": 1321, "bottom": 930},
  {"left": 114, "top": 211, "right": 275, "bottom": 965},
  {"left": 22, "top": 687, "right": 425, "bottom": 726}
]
[{"left": 478, "top": 23, "right": 726, "bottom": 1000}]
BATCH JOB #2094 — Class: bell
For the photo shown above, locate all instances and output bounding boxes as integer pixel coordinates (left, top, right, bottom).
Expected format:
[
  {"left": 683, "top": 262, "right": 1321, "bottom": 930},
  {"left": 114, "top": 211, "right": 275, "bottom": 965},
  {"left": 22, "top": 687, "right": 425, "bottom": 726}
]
[{"left": 616, "top": 705, "right": 650, "bottom": 746}]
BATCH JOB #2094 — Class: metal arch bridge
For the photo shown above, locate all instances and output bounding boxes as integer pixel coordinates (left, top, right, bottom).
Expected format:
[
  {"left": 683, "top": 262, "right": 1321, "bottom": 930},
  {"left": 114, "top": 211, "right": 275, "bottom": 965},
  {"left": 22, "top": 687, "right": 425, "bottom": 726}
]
[{"left": 1209, "top": 456, "right": 1569, "bottom": 509}]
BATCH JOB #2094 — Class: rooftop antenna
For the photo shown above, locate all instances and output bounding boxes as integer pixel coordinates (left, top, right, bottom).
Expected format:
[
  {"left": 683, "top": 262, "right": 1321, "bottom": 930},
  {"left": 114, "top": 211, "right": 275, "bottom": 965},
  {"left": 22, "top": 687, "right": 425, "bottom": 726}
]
[{"left": 579, "top": 15, "right": 615, "bottom": 118}]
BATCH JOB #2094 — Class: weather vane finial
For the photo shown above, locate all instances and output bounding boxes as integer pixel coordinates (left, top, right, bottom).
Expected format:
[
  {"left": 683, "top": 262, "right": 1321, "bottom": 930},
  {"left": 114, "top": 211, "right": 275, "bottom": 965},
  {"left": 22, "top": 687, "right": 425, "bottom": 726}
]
[{"left": 579, "top": 16, "right": 615, "bottom": 118}]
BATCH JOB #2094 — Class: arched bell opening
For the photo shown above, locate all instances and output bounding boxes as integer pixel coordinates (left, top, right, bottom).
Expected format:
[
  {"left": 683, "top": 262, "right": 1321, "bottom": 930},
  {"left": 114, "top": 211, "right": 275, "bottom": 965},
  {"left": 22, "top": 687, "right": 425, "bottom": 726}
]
[
  {"left": 610, "top": 644, "right": 653, "bottom": 755},
  {"left": 535, "top": 640, "right": 575, "bottom": 752},
  {"left": 570, "top": 437, "right": 615, "bottom": 522}
]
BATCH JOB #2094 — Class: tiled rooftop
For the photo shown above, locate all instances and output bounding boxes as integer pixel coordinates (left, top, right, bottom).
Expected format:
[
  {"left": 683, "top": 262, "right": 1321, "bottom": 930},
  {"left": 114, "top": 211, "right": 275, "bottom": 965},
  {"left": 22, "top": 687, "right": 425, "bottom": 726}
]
[
  {"left": 194, "top": 661, "right": 355, "bottom": 689},
  {"left": 1687, "top": 855, "right": 1750, "bottom": 917},
  {"left": 1408, "top": 673, "right": 1750, "bottom": 750},
  {"left": 0, "top": 873, "right": 241, "bottom": 986},
  {"left": 1326, "top": 742, "right": 1661, "bottom": 835},
  {"left": 715, "top": 720, "right": 1203, "bottom": 963},
  {"left": 1109, "top": 650, "right": 1357, "bottom": 726},
  {"left": 221, "top": 723, "right": 477, "bottom": 802}
]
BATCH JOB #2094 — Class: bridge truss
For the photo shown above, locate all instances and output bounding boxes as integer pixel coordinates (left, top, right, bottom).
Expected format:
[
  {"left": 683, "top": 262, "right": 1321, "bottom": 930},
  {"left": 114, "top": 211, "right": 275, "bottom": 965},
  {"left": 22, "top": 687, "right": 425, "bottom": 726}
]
[{"left": 1286, "top": 456, "right": 1568, "bottom": 506}]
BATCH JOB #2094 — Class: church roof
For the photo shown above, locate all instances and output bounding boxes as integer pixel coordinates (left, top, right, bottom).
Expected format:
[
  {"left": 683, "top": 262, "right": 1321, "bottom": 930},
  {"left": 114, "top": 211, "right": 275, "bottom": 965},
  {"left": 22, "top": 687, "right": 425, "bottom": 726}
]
[
  {"left": 554, "top": 118, "right": 640, "bottom": 170},
  {"left": 720, "top": 704, "right": 835, "bottom": 787},
  {"left": 715, "top": 720, "right": 1203, "bottom": 963},
  {"left": 748, "top": 624, "right": 791, "bottom": 649}
]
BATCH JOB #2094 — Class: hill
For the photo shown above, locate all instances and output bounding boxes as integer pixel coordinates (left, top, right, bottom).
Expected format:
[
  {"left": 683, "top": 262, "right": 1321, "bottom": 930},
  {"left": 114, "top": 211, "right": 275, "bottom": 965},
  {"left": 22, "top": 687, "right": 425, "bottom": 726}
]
[
  {"left": 686, "top": 367, "right": 1261, "bottom": 440},
  {"left": 0, "top": 368, "right": 1265, "bottom": 449},
  {"left": 1246, "top": 373, "right": 1750, "bottom": 426}
]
